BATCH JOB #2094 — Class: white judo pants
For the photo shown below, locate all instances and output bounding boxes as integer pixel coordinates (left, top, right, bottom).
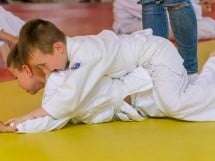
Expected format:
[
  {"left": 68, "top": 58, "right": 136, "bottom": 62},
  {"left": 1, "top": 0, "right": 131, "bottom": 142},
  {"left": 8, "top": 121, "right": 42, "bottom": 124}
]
[{"left": 136, "top": 36, "right": 215, "bottom": 121}]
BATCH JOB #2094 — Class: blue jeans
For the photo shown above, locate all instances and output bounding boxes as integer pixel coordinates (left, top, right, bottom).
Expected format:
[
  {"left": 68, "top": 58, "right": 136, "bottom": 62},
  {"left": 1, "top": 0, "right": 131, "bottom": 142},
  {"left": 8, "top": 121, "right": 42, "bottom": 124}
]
[{"left": 138, "top": 0, "right": 198, "bottom": 74}]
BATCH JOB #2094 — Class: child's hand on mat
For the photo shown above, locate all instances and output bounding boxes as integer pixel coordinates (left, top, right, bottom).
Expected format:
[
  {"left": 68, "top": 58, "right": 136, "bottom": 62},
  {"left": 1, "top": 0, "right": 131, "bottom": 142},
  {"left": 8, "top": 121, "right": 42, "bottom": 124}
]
[
  {"left": 5, "top": 114, "right": 34, "bottom": 127},
  {"left": 0, "top": 121, "right": 16, "bottom": 133}
]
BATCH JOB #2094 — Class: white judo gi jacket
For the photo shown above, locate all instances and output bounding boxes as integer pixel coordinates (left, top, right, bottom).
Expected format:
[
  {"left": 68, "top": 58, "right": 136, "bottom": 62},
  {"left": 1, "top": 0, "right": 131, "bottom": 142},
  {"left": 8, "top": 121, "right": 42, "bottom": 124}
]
[
  {"left": 16, "top": 66, "right": 152, "bottom": 133},
  {"left": 43, "top": 29, "right": 215, "bottom": 122}
]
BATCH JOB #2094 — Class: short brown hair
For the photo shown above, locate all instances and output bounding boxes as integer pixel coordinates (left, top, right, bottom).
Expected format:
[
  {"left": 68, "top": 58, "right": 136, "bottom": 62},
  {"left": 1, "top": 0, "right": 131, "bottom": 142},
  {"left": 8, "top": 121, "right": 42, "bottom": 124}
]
[
  {"left": 7, "top": 44, "right": 23, "bottom": 71},
  {"left": 18, "top": 19, "right": 66, "bottom": 63}
]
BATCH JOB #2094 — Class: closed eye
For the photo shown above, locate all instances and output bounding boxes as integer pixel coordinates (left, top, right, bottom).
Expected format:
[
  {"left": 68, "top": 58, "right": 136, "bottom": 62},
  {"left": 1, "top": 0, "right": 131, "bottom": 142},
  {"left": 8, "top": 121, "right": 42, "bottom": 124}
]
[{"left": 37, "top": 64, "right": 46, "bottom": 68}]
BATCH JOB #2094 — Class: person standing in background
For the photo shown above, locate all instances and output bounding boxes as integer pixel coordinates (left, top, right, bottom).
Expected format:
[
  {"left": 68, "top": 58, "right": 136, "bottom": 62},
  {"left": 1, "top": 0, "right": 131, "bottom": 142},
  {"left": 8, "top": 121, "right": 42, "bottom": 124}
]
[
  {"left": 138, "top": 0, "right": 198, "bottom": 81},
  {"left": 113, "top": 0, "right": 215, "bottom": 41}
]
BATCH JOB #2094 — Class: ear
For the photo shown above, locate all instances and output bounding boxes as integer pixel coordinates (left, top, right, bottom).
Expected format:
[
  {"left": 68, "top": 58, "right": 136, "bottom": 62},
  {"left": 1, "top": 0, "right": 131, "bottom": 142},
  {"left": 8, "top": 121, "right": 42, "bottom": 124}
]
[
  {"left": 22, "top": 65, "right": 33, "bottom": 77},
  {"left": 53, "top": 41, "right": 64, "bottom": 54}
]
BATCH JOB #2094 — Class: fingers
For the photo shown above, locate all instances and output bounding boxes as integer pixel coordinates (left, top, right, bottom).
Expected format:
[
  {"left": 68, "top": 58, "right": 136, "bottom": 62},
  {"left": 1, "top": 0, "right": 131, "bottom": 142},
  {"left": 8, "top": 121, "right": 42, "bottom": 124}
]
[
  {"left": 5, "top": 117, "right": 23, "bottom": 127},
  {"left": 4, "top": 118, "right": 16, "bottom": 126},
  {"left": 5, "top": 114, "right": 33, "bottom": 127},
  {"left": 0, "top": 122, "right": 16, "bottom": 133}
]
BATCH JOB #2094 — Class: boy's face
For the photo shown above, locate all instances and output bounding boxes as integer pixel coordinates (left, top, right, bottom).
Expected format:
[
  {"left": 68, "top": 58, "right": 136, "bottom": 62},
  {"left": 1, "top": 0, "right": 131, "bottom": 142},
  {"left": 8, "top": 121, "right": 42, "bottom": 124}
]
[
  {"left": 28, "top": 42, "right": 68, "bottom": 72},
  {"left": 8, "top": 65, "right": 46, "bottom": 95}
]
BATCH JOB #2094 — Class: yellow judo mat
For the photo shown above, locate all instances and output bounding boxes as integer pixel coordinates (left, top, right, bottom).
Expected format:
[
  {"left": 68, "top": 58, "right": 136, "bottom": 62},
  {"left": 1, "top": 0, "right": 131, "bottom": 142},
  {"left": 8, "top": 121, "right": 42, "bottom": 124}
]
[{"left": 0, "top": 40, "right": 215, "bottom": 161}]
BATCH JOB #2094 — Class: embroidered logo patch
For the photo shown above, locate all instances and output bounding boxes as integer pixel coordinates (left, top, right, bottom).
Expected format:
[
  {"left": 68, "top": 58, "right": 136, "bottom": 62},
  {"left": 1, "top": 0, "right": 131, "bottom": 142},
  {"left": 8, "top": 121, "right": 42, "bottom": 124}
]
[{"left": 71, "top": 63, "right": 81, "bottom": 70}]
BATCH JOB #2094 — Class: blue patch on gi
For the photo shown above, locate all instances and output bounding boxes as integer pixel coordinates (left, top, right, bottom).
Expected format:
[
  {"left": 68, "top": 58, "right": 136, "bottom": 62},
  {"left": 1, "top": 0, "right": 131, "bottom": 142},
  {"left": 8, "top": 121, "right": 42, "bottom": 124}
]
[{"left": 71, "top": 63, "right": 81, "bottom": 70}]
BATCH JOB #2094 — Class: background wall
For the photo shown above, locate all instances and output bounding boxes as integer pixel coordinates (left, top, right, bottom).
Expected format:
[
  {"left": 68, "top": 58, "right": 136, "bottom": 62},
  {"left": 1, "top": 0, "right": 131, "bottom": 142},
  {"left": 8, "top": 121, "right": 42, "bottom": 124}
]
[{"left": 9, "top": 0, "right": 112, "bottom": 3}]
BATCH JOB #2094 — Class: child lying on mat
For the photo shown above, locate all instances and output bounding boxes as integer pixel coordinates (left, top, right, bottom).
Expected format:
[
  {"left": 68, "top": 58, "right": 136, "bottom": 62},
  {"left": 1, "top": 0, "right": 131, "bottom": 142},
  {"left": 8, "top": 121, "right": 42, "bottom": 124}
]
[
  {"left": 7, "top": 18, "right": 215, "bottom": 129},
  {"left": 113, "top": 0, "right": 215, "bottom": 40},
  {"left": 0, "top": 45, "right": 69, "bottom": 133},
  {"left": 1, "top": 45, "right": 150, "bottom": 133}
]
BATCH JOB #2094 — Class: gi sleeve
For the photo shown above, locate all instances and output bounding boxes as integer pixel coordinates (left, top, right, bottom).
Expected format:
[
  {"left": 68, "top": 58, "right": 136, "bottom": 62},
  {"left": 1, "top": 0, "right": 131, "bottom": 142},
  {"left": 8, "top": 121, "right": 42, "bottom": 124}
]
[{"left": 16, "top": 116, "right": 70, "bottom": 133}]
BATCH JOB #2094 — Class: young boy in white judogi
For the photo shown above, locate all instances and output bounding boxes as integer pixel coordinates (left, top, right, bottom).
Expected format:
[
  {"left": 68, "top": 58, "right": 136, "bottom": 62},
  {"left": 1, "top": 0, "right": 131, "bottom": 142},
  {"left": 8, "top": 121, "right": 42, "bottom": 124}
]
[
  {"left": 3, "top": 54, "right": 215, "bottom": 133},
  {"left": 112, "top": 0, "right": 215, "bottom": 40},
  {"left": 3, "top": 45, "right": 152, "bottom": 133},
  {"left": 10, "top": 19, "right": 215, "bottom": 127},
  {"left": 1, "top": 45, "right": 69, "bottom": 133}
]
